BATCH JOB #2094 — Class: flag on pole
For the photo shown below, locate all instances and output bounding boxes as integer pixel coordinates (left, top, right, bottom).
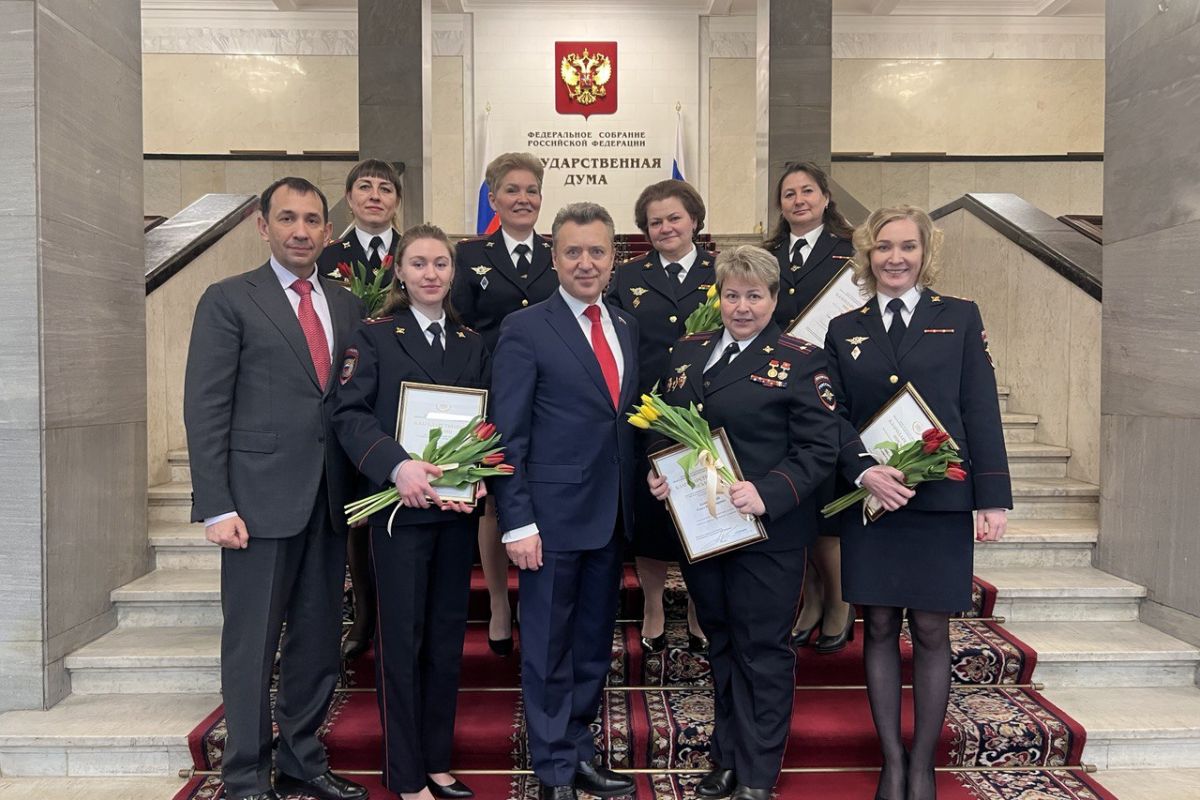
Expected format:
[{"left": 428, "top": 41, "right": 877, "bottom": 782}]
[
  {"left": 671, "top": 106, "right": 687, "bottom": 182},
  {"left": 476, "top": 108, "right": 500, "bottom": 235}
]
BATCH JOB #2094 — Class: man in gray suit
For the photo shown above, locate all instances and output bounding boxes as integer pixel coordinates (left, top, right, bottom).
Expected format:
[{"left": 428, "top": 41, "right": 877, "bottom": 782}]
[{"left": 184, "top": 177, "right": 368, "bottom": 800}]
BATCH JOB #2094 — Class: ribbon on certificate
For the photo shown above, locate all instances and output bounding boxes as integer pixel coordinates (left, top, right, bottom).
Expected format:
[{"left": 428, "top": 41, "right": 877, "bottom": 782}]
[{"left": 698, "top": 449, "right": 729, "bottom": 518}]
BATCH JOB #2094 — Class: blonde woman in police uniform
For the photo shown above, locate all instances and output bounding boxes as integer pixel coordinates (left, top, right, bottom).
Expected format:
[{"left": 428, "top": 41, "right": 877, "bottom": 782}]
[{"left": 824, "top": 206, "right": 1011, "bottom": 800}]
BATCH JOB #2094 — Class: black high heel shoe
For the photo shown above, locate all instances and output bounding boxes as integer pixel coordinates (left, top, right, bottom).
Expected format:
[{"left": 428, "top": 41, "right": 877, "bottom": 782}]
[
  {"left": 488, "top": 634, "right": 514, "bottom": 657},
  {"left": 640, "top": 631, "right": 667, "bottom": 653},
  {"left": 814, "top": 609, "right": 855, "bottom": 654},
  {"left": 340, "top": 622, "right": 374, "bottom": 661},
  {"left": 427, "top": 776, "right": 475, "bottom": 799},
  {"left": 687, "top": 631, "right": 709, "bottom": 654},
  {"left": 791, "top": 616, "right": 822, "bottom": 648}
]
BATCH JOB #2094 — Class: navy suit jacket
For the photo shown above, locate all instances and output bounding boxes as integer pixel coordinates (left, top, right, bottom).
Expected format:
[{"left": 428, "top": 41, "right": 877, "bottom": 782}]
[{"left": 490, "top": 290, "right": 639, "bottom": 551}]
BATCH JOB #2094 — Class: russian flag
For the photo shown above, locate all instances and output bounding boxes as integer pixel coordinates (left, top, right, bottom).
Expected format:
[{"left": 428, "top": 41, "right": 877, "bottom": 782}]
[
  {"left": 672, "top": 107, "right": 686, "bottom": 182},
  {"left": 476, "top": 110, "right": 500, "bottom": 235}
]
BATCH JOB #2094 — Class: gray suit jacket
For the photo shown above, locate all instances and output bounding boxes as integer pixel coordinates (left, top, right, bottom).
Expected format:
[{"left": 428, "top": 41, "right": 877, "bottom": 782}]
[{"left": 183, "top": 261, "right": 366, "bottom": 538}]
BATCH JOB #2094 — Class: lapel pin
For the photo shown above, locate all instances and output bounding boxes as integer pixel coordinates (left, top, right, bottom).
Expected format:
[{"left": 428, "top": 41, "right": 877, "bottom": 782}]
[
  {"left": 395, "top": 327, "right": 406, "bottom": 335},
  {"left": 763, "top": 345, "right": 774, "bottom": 353}
]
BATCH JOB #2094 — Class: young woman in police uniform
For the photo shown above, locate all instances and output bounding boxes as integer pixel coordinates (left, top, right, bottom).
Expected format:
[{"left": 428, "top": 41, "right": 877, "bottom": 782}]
[
  {"left": 333, "top": 224, "right": 489, "bottom": 800},
  {"left": 647, "top": 246, "right": 840, "bottom": 800},
  {"left": 762, "top": 161, "right": 859, "bottom": 654},
  {"left": 608, "top": 179, "right": 715, "bottom": 654},
  {"left": 452, "top": 152, "right": 559, "bottom": 656},
  {"left": 824, "top": 206, "right": 1011, "bottom": 800}
]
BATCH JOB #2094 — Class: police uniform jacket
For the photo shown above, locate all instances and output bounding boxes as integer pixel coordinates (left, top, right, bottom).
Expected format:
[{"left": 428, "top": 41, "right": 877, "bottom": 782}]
[
  {"left": 656, "top": 323, "right": 840, "bottom": 551},
  {"left": 607, "top": 248, "right": 716, "bottom": 396},
  {"left": 452, "top": 229, "right": 559, "bottom": 354},
  {"left": 768, "top": 229, "right": 855, "bottom": 329},
  {"left": 317, "top": 227, "right": 400, "bottom": 286},
  {"left": 331, "top": 307, "right": 491, "bottom": 527},
  {"left": 824, "top": 291, "right": 1012, "bottom": 512}
]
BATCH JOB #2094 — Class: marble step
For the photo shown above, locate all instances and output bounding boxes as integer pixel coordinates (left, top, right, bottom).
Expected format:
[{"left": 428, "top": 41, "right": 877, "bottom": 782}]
[
  {"left": 0, "top": 776, "right": 188, "bottom": 799},
  {"left": 147, "top": 481, "right": 192, "bottom": 524},
  {"left": 1001, "top": 411, "right": 1038, "bottom": 443},
  {"left": 1005, "top": 442, "right": 1070, "bottom": 478},
  {"left": 0, "top": 692, "right": 219, "bottom": 776},
  {"left": 1003, "top": 621, "right": 1200, "bottom": 688},
  {"left": 167, "top": 449, "right": 189, "bottom": 483},
  {"left": 1008, "top": 477, "right": 1099, "bottom": 519},
  {"left": 972, "top": 519, "right": 1097, "bottom": 568},
  {"left": 111, "top": 569, "right": 220, "bottom": 627},
  {"left": 64, "top": 627, "right": 222, "bottom": 694},
  {"left": 976, "top": 566, "right": 1146, "bottom": 622},
  {"left": 149, "top": 521, "right": 215, "bottom": 570},
  {"left": 1040, "top": 685, "right": 1200, "bottom": 769},
  {"left": 1095, "top": 768, "right": 1200, "bottom": 800}
]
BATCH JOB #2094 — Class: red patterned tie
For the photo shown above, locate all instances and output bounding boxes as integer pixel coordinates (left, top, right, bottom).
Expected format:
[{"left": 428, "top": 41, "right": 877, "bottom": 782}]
[
  {"left": 584, "top": 304, "right": 620, "bottom": 408},
  {"left": 291, "top": 278, "right": 331, "bottom": 389}
]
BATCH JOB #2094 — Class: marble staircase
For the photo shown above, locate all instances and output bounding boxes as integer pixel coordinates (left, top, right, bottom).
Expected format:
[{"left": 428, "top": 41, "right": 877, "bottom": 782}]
[{"left": 2, "top": 388, "right": 1199, "bottom": 800}]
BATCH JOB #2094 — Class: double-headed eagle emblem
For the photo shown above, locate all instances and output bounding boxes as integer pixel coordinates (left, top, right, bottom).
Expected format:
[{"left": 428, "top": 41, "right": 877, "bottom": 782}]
[{"left": 560, "top": 48, "right": 612, "bottom": 106}]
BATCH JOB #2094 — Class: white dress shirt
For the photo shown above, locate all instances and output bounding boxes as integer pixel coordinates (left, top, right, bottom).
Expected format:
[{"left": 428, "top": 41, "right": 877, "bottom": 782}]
[
  {"left": 876, "top": 284, "right": 924, "bottom": 329},
  {"left": 703, "top": 328, "right": 758, "bottom": 371},
  {"left": 501, "top": 229, "right": 537, "bottom": 269},
  {"left": 355, "top": 227, "right": 394, "bottom": 263},
  {"left": 205, "top": 258, "right": 335, "bottom": 528},
  {"left": 788, "top": 224, "right": 825, "bottom": 265},
  {"left": 502, "top": 288, "right": 626, "bottom": 543},
  {"left": 659, "top": 245, "right": 698, "bottom": 282}
]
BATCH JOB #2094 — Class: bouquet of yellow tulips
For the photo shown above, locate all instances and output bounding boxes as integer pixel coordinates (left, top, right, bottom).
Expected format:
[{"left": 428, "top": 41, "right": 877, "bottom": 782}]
[
  {"left": 628, "top": 392, "right": 736, "bottom": 517},
  {"left": 683, "top": 283, "right": 721, "bottom": 335}
]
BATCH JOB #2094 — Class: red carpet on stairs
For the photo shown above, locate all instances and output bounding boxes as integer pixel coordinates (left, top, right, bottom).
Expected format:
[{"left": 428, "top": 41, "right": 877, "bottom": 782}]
[{"left": 174, "top": 569, "right": 1117, "bottom": 799}]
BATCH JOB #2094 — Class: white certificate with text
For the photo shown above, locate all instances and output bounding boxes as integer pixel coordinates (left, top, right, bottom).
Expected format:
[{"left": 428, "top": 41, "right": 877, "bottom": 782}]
[{"left": 785, "top": 265, "right": 864, "bottom": 345}]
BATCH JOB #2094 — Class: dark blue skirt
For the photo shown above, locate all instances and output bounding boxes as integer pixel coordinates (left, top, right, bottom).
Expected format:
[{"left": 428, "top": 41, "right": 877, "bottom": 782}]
[{"left": 840, "top": 508, "right": 974, "bottom": 613}]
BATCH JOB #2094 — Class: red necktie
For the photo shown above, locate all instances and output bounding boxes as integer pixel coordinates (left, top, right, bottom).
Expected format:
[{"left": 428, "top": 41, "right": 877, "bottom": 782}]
[
  {"left": 291, "top": 278, "right": 331, "bottom": 389},
  {"left": 584, "top": 304, "right": 620, "bottom": 408}
]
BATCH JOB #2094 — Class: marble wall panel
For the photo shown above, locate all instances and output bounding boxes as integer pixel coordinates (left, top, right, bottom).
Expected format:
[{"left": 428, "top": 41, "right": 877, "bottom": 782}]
[
  {"left": 224, "top": 159, "right": 277, "bottom": 201},
  {"left": 431, "top": 56, "right": 464, "bottom": 233},
  {"left": 40, "top": 0, "right": 139, "bottom": 73},
  {"left": 830, "top": 162, "right": 881, "bottom": 211},
  {"left": 1068, "top": 162, "right": 1104, "bottom": 216},
  {"left": 1102, "top": 219, "right": 1200, "bottom": 419},
  {"left": 956, "top": 214, "right": 1012, "bottom": 388},
  {"left": 1098, "top": 414, "right": 1200, "bottom": 617},
  {"left": 927, "top": 162, "right": 976, "bottom": 212},
  {"left": 880, "top": 163, "right": 929, "bottom": 210},
  {"left": 0, "top": 214, "right": 41, "bottom": 429},
  {"left": 0, "top": 428, "right": 43, "bottom": 645},
  {"left": 1023, "top": 163, "right": 1074, "bottom": 220},
  {"left": 43, "top": 423, "right": 147, "bottom": 642},
  {"left": 709, "top": 58, "right": 757, "bottom": 234},
  {"left": 179, "top": 161, "right": 227, "bottom": 207},
  {"left": 0, "top": 641, "right": 43, "bottom": 713},
  {"left": 933, "top": 209, "right": 965, "bottom": 300},
  {"left": 144, "top": 159, "right": 183, "bottom": 217},
  {"left": 0, "top": 2, "right": 35, "bottom": 220},
  {"left": 1007, "top": 247, "right": 1072, "bottom": 446},
  {"left": 1066, "top": 287, "right": 1101, "bottom": 484}
]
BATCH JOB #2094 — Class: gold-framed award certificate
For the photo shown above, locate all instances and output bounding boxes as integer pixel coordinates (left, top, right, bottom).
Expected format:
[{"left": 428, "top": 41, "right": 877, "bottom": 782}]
[
  {"left": 649, "top": 428, "right": 768, "bottom": 563},
  {"left": 857, "top": 382, "right": 957, "bottom": 521},
  {"left": 785, "top": 265, "right": 864, "bottom": 345},
  {"left": 395, "top": 381, "right": 489, "bottom": 505}
]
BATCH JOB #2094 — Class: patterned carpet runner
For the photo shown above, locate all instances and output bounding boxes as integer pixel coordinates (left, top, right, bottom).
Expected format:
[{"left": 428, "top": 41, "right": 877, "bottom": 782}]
[{"left": 174, "top": 568, "right": 1118, "bottom": 799}]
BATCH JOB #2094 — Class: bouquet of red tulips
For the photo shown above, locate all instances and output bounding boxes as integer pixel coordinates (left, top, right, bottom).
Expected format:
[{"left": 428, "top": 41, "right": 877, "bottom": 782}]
[
  {"left": 327, "top": 254, "right": 393, "bottom": 316},
  {"left": 344, "top": 417, "right": 512, "bottom": 525},
  {"left": 820, "top": 427, "right": 966, "bottom": 520}
]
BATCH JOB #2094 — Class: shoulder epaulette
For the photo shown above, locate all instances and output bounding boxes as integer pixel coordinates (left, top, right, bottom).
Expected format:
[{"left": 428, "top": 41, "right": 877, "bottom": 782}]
[
  {"left": 680, "top": 329, "right": 718, "bottom": 342},
  {"left": 778, "top": 334, "right": 818, "bottom": 355},
  {"left": 930, "top": 292, "right": 969, "bottom": 303},
  {"left": 458, "top": 324, "right": 479, "bottom": 336},
  {"left": 457, "top": 235, "right": 487, "bottom": 245},
  {"left": 619, "top": 252, "right": 653, "bottom": 268},
  {"left": 365, "top": 315, "right": 394, "bottom": 325}
]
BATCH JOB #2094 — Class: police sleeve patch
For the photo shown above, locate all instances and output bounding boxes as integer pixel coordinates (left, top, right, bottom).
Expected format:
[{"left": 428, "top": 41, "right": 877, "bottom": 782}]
[
  {"left": 340, "top": 347, "right": 359, "bottom": 385},
  {"left": 814, "top": 372, "right": 837, "bottom": 412}
]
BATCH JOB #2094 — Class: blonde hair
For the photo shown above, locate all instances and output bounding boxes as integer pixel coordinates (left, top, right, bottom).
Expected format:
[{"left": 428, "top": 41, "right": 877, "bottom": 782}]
[
  {"left": 378, "top": 223, "right": 458, "bottom": 320},
  {"left": 850, "top": 205, "right": 943, "bottom": 296},
  {"left": 485, "top": 152, "right": 545, "bottom": 194},
  {"left": 715, "top": 245, "right": 780, "bottom": 298}
]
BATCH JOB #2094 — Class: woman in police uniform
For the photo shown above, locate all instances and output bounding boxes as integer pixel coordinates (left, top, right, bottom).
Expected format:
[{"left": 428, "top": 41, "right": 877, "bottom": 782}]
[
  {"left": 333, "top": 224, "right": 488, "bottom": 800},
  {"left": 648, "top": 246, "right": 840, "bottom": 800},
  {"left": 452, "top": 152, "right": 559, "bottom": 656},
  {"left": 762, "top": 161, "right": 858, "bottom": 654},
  {"left": 608, "top": 179, "right": 715, "bottom": 654},
  {"left": 824, "top": 206, "right": 1011, "bottom": 800}
]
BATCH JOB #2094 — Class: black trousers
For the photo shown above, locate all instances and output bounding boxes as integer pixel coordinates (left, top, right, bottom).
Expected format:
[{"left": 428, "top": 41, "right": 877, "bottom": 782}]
[
  {"left": 681, "top": 547, "right": 807, "bottom": 789},
  {"left": 369, "top": 517, "right": 475, "bottom": 793},
  {"left": 219, "top": 484, "right": 345, "bottom": 799}
]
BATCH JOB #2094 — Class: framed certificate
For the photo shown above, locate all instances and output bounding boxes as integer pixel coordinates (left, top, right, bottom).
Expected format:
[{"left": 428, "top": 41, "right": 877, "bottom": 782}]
[
  {"left": 649, "top": 428, "right": 768, "bottom": 563},
  {"left": 785, "top": 265, "right": 865, "bottom": 345},
  {"left": 857, "top": 382, "right": 956, "bottom": 520},
  {"left": 396, "top": 381, "right": 489, "bottom": 505}
]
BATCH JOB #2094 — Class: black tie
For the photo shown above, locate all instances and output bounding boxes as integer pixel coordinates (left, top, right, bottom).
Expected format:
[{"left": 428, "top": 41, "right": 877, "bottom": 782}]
[
  {"left": 703, "top": 341, "right": 741, "bottom": 386},
  {"left": 514, "top": 243, "right": 532, "bottom": 280},
  {"left": 887, "top": 298, "right": 907, "bottom": 355},
  {"left": 791, "top": 239, "right": 808, "bottom": 268},
  {"left": 427, "top": 321, "right": 444, "bottom": 363},
  {"left": 665, "top": 262, "right": 683, "bottom": 300},
  {"left": 368, "top": 235, "right": 384, "bottom": 273}
]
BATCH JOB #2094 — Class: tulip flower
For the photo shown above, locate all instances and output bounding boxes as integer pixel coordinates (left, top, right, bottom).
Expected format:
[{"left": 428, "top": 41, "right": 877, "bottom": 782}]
[
  {"left": 706, "top": 284, "right": 717, "bottom": 299},
  {"left": 381, "top": 254, "right": 394, "bottom": 269},
  {"left": 337, "top": 261, "right": 353, "bottom": 280},
  {"left": 496, "top": 463, "right": 515, "bottom": 474},
  {"left": 482, "top": 452, "right": 505, "bottom": 466},
  {"left": 628, "top": 414, "right": 651, "bottom": 429},
  {"left": 638, "top": 404, "right": 660, "bottom": 422},
  {"left": 945, "top": 464, "right": 967, "bottom": 481}
]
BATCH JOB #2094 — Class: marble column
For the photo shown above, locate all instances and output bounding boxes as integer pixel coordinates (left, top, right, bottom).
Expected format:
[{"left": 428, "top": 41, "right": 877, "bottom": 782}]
[
  {"left": 359, "top": 0, "right": 432, "bottom": 228},
  {"left": 1097, "top": 1, "right": 1200, "bottom": 643},
  {"left": 756, "top": 0, "right": 833, "bottom": 228},
  {"left": 0, "top": 0, "right": 147, "bottom": 711}
]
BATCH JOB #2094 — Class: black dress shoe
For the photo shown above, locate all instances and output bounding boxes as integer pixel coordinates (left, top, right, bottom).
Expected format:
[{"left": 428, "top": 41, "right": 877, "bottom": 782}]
[
  {"left": 639, "top": 631, "right": 667, "bottom": 654},
  {"left": 488, "top": 635, "right": 514, "bottom": 656},
  {"left": 791, "top": 616, "right": 821, "bottom": 648},
  {"left": 428, "top": 776, "right": 475, "bottom": 798},
  {"left": 730, "top": 786, "right": 771, "bottom": 800},
  {"left": 814, "top": 611, "right": 855, "bottom": 655},
  {"left": 540, "top": 785, "right": 576, "bottom": 800},
  {"left": 687, "top": 631, "right": 709, "bottom": 654},
  {"left": 340, "top": 636, "right": 370, "bottom": 661},
  {"left": 696, "top": 767, "right": 736, "bottom": 798},
  {"left": 235, "top": 792, "right": 279, "bottom": 800},
  {"left": 573, "top": 760, "right": 635, "bottom": 797},
  {"left": 275, "top": 770, "right": 368, "bottom": 800}
]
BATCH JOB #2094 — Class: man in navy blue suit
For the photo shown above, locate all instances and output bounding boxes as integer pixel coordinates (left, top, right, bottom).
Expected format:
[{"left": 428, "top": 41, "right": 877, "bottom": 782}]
[{"left": 491, "top": 202, "right": 639, "bottom": 800}]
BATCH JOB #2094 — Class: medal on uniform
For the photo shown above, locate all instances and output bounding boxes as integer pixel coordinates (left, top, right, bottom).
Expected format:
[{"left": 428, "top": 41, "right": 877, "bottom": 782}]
[
  {"left": 778, "top": 361, "right": 790, "bottom": 381},
  {"left": 846, "top": 335, "right": 868, "bottom": 361},
  {"left": 630, "top": 287, "right": 647, "bottom": 308},
  {"left": 767, "top": 359, "right": 780, "bottom": 378}
]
